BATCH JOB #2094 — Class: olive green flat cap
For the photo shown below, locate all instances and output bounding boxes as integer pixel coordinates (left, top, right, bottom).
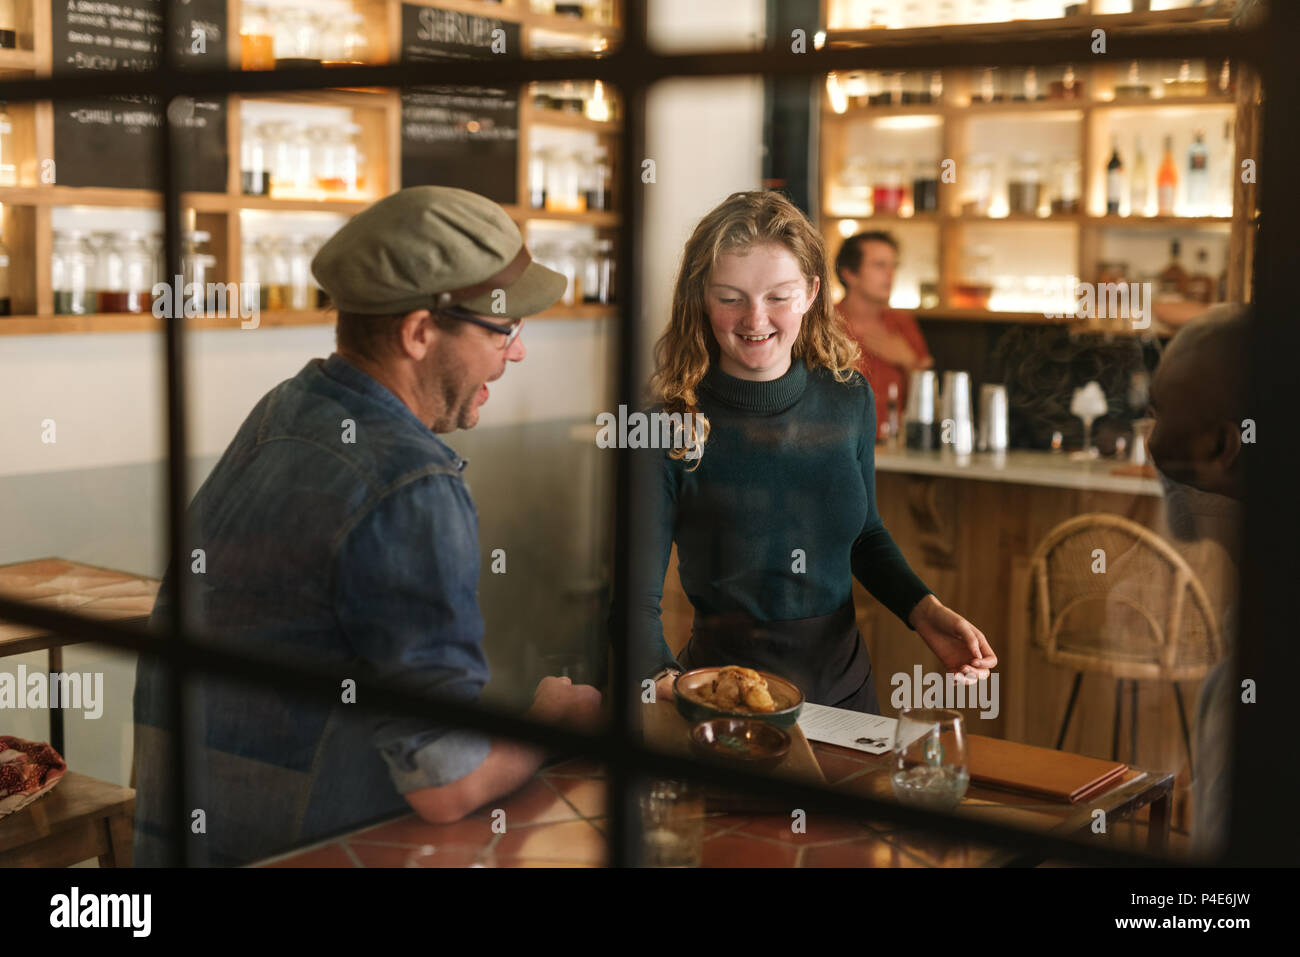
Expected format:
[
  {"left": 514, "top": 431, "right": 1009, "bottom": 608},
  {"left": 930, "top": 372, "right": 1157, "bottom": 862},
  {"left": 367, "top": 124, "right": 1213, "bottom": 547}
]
[{"left": 311, "top": 186, "right": 567, "bottom": 318}]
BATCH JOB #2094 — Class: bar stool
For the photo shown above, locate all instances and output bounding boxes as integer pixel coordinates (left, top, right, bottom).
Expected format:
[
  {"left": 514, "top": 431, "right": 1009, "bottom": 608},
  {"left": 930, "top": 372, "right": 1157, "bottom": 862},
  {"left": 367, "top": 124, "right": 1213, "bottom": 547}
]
[{"left": 1026, "top": 513, "right": 1223, "bottom": 775}]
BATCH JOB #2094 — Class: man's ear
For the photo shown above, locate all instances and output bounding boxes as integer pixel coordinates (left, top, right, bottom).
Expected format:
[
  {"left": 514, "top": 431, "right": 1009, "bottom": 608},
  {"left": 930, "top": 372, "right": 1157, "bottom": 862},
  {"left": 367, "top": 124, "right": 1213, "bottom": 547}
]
[
  {"left": 1211, "top": 418, "right": 1244, "bottom": 471},
  {"left": 399, "top": 309, "right": 437, "bottom": 360}
]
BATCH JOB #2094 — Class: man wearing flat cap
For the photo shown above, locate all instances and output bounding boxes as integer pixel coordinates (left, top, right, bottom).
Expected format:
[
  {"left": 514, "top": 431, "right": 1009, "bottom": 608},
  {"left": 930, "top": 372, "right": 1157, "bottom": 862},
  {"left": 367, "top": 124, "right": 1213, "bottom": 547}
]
[{"left": 132, "top": 186, "right": 602, "bottom": 867}]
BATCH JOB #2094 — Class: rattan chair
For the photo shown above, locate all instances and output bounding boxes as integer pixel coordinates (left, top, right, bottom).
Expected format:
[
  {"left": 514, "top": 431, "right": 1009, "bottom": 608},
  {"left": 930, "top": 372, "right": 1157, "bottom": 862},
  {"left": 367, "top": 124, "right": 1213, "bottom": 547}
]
[{"left": 1026, "top": 513, "right": 1223, "bottom": 773}]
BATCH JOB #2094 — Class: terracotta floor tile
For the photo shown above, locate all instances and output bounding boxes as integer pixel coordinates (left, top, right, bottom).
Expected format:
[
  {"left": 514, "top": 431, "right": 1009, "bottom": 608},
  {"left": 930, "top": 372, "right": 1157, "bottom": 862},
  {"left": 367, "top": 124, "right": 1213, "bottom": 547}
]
[
  {"left": 704, "top": 814, "right": 752, "bottom": 838},
  {"left": 490, "top": 776, "right": 582, "bottom": 827},
  {"left": 701, "top": 834, "right": 798, "bottom": 868},
  {"left": 736, "top": 813, "right": 875, "bottom": 845},
  {"left": 802, "top": 836, "right": 930, "bottom": 868},
  {"left": 263, "top": 843, "right": 356, "bottom": 868},
  {"left": 495, "top": 819, "right": 608, "bottom": 865},
  {"left": 348, "top": 813, "right": 497, "bottom": 847},
  {"left": 547, "top": 777, "right": 607, "bottom": 818}
]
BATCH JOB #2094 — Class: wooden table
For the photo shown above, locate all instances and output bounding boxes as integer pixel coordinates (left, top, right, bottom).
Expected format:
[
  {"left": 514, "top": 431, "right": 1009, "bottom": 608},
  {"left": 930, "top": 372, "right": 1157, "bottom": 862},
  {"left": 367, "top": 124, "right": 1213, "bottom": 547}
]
[
  {"left": 252, "top": 709, "right": 1174, "bottom": 868},
  {"left": 0, "top": 771, "right": 136, "bottom": 868},
  {"left": 0, "top": 558, "right": 160, "bottom": 756}
]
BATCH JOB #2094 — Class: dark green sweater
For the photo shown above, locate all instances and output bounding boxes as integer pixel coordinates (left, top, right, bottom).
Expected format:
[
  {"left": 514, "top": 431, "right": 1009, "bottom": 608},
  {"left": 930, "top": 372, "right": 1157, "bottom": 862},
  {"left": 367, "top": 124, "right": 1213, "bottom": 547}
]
[{"left": 632, "top": 357, "right": 933, "bottom": 678}]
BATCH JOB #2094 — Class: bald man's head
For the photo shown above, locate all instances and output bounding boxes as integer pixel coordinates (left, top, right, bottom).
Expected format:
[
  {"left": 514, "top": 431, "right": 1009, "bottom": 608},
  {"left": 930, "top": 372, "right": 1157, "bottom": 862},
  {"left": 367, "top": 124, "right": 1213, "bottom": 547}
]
[{"left": 1148, "top": 304, "right": 1251, "bottom": 500}]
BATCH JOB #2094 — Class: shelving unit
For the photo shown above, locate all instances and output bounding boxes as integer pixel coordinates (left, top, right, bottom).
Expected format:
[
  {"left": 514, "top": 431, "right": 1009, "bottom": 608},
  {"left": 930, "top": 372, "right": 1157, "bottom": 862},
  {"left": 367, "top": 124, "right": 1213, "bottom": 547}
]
[
  {"left": 818, "top": 1, "right": 1260, "bottom": 329},
  {"left": 0, "top": 0, "right": 623, "bottom": 335}
]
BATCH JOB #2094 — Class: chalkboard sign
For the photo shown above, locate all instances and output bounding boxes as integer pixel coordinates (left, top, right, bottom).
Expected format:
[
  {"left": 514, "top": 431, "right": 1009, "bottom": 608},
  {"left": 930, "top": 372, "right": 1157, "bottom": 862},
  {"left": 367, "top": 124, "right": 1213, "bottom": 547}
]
[
  {"left": 52, "top": 0, "right": 228, "bottom": 193},
  {"left": 400, "top": 3, "right": 521, "bottom": 205}
]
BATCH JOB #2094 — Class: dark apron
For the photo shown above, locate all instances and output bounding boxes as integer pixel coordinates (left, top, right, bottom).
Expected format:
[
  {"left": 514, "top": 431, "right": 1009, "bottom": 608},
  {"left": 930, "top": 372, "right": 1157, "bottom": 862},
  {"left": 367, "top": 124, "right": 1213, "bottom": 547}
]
[{"left": 678, "top": 600, "right": 880, "bottom": 714}]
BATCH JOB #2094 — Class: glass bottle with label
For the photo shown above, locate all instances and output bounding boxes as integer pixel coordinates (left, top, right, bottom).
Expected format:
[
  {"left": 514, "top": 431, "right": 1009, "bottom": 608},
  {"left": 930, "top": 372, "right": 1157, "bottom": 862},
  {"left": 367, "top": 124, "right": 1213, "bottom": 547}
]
[
  {"left": 1050, "top": 157, "right": 1080, "bottom": 215},
  {"left": 0, "top": 101, "right": 14, "bottom": 186},
  {"left": 258, "top": 236, "right": 292, "bottom": 310},
  {"left": 1185, "top": 248, "right": 1215, "bottom": 303},
  {"left": 1130, "top": 137, "right": 1149, "bottom": 217},
  {"left": 1157, "top": 135, "right": 1178, "bottom": 216},
  {"left": 1106, "top": 138, "right": 1124, "bottom": 215},
  {"left": 1157, "top": 240, "right": 1188, "bottom": 299},
  {"left": 582, "top": 238, "right": 615, "bottom": 305},
  {"left": 52, "top": 230, "right": 97, "bottom": 315},
  {"left": 912, "top": 159, "right": 939, "bottom": 213},
  {"left": 1008, "top": 152, "right": 1043, "bottom": 216},
  {"left": 1186, "top": 129, "right": 1209, "bottom": 216}
]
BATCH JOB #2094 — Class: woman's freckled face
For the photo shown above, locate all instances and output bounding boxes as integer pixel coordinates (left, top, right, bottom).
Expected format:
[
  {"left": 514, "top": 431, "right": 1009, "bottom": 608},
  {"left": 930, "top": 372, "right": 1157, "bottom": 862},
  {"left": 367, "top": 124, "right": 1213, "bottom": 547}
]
[{"left": 706, "top": 243, "right": 819, "bottom": 382}]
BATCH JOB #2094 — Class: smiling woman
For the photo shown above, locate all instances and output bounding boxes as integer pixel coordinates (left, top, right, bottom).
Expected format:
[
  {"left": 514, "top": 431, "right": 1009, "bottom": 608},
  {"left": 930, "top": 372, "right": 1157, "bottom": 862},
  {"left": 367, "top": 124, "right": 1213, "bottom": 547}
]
[{"left": 623, "top": 190, "right": 997, "bottom": 713}]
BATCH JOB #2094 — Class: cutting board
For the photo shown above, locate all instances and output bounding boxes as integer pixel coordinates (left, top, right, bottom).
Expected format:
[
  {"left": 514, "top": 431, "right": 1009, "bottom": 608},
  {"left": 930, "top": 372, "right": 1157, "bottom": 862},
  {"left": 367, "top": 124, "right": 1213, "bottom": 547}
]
[
  {"left": 640, "top": 697, "right": 826, "bottom": 812},
  {"left": 967, "top": 733, "right": 1128, "bottom": 803}
]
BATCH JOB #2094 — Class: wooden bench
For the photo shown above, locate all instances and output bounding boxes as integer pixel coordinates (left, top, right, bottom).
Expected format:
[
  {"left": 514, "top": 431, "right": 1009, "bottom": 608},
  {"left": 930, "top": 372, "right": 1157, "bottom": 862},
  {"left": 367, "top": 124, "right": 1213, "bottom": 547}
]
[{"left": 0, "top": 772, "right": 135, "bottom": 867}]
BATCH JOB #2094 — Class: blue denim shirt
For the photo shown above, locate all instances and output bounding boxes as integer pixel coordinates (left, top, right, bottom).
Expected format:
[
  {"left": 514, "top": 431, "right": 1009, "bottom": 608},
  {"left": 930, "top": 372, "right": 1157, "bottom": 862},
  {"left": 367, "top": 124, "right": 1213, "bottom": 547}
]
[{"left": 132, "top": 354, "right": 492, "bottom": 867}]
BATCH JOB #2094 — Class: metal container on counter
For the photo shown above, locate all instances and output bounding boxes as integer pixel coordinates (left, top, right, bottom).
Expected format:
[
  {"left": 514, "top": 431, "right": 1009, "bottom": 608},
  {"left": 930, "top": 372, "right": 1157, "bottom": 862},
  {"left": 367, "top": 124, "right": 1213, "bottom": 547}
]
[
  {"left": 978, "top": 384, "right": 1009, "bottom": 453},
  {"left": 940, "top": 371, "right": 975, "bottom": 455},
  {"left": 904, "top": 369, "right": 939, "bottom": 451}
]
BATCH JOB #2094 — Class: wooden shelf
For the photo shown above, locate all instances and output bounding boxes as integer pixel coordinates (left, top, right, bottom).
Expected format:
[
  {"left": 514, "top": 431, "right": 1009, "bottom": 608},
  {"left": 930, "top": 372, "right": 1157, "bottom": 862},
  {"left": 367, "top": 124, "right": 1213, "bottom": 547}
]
[
  {"left": 825, "top": 6, "right": 1231, "bottom": 47},
  {"left": 524, "top": 109, "right": 621, "bottom": 134},
  {"left": 235, "top": 196, "right": 374, "bottom": 214},
  {"left": 524, "top": 209, "right": 619, "bottom": 226},
  {"left": 1092, "top": 95, "right": 1236, "bottom": 110},
  {"left": 0, "top": 187, "right": 231, "bottom": 208},
  {"left": 914, "top": 308, "right": 1072, "bottom": 324},
  {"left": 0, "top": 48, "right": 37, "bottom": 74},
  {"left": 1084, "top": 215, "right": 1233, "bottom": 227},
  {"left": 534, "top": 302, "right": 617, "bottom": 320}
]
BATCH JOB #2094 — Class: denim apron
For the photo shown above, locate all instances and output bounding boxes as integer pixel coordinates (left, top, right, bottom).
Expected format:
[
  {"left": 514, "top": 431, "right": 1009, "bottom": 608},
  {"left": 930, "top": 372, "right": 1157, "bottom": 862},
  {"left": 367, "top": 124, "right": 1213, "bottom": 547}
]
[{"left": 678, "top": 600, "right": 880, "bottom": 714}]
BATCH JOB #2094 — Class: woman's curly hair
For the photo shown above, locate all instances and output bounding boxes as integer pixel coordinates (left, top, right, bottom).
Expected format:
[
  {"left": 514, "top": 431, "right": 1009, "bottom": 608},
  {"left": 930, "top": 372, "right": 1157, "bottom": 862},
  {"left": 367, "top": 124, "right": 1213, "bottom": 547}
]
[{"left": 651, "top": 190, "right": 860, "bottom": 467}]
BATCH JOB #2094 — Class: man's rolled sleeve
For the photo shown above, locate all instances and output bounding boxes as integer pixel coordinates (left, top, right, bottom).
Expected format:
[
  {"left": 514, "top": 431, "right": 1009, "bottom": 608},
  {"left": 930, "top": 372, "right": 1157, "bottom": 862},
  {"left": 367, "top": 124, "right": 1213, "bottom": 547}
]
[{"left": 333, "top": 471, "right": 493, "bottom": 795}]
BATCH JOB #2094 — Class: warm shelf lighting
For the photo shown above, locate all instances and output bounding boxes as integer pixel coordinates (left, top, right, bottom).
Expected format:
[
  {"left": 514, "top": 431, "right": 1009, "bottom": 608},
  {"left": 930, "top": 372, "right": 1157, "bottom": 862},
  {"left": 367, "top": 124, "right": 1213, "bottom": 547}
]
[
  {"left": 585, "top": 80, "right": 611, "bottom": 122},
  {"left": 826, "top": 73, "right": 848, "bottom": 115},
  {"left": 837, "top": 219, "right": 858, "bottom": 237}
]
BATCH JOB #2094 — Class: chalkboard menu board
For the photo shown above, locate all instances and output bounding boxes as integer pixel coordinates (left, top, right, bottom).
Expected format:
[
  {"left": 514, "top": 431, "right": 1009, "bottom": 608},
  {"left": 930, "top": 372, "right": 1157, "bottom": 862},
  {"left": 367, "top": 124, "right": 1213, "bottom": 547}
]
[
  {"left": 400, "top": 4, "right": 521, "bottom": 205},
  {"left": 52, "top": 0, "right": 228, "bottom": 192}
]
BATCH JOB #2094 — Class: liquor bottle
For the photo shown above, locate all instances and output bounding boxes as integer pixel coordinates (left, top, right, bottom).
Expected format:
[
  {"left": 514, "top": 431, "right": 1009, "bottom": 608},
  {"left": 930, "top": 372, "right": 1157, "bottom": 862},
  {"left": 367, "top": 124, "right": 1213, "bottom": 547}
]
[
  {"left": 1157, "top": 135, "right": 1178, "bottom": 216},
  {"left": 1214, "top": 119, "right": 1235, "bottom": 215},
  {"left": 1130, "top": 137, "right": 1148, "bottom": 217},
  {"left": 1185, "top": 248, "right": 1215, "bottom": 303},
  {"left": 1106, "top": 138, "right": 1124, "bottom": 215},
  {"left": 1157, "top": 240, "right": 1188, "bottom": 299},
  {"left": 1187, "top": 130, "right": 1209, "bottom": 216}
]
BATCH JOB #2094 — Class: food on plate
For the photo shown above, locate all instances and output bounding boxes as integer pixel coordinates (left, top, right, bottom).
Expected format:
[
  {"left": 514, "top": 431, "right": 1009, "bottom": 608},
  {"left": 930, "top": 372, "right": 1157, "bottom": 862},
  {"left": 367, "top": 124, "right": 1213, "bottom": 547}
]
[{"left": 693, "top": 666, "right": 777, "bottom": 713}]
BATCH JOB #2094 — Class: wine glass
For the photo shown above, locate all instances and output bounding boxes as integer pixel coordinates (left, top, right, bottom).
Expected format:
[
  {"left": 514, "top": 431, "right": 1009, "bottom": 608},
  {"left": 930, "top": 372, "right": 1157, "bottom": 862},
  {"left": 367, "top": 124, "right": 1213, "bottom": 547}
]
[{"left": 891, "top": 708, "right": 970, "bottom": 812}]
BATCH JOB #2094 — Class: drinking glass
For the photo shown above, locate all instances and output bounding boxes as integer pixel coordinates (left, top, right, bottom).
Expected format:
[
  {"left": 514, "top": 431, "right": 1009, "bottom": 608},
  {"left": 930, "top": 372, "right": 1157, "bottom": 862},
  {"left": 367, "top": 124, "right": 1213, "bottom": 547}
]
[
  {"left": 891, "top": 708, "right": 970, "bottom": 812},
  {"left": 638, "top": 778, "right": 704, "bottom": 867}
]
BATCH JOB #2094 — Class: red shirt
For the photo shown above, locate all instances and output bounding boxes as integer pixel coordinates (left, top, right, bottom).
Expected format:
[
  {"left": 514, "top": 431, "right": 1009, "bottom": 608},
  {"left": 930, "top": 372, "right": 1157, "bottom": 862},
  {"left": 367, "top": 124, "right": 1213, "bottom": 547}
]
[{"left": 836, "top": 304, "right": 932, "bottom": 442}]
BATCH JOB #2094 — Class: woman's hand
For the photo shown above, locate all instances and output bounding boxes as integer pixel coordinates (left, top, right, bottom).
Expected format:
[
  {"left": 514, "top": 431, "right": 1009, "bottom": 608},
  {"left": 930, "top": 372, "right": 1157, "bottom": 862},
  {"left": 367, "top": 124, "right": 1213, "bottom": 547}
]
[{"left": 908, "top": 594, "right": 997, "bottom": 681}]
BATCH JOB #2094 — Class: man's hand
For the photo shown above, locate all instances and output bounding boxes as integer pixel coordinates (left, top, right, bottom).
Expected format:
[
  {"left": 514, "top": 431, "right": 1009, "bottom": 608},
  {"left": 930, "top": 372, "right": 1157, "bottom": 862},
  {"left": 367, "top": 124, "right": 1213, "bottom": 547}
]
[
  {"left": 908, "top": 594, "right": 997, "bottom": 682},
  {"left": 654, "top": 673, "right": 677, "bottom": 702},
  {"left": 526, "top": 675, "right": 604, "bottom": 732}
]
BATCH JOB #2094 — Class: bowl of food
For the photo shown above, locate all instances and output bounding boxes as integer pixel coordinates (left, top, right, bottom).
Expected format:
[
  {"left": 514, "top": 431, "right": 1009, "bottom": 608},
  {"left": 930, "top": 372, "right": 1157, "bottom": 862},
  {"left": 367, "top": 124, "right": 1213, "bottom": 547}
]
[
  {"left": 673, "top": 666, "right": 803, "bottom": 730},
  {"left": 689, "top": 718, "right": 791, "bottom": 771}
]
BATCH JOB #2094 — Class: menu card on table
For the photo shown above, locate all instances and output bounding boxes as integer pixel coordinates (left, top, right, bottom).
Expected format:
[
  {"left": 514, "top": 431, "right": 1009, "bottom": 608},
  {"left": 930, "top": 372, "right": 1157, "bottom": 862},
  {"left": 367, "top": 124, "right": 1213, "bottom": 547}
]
[{"left": 797, "top": 703, "right": 927, "bottom": 754}]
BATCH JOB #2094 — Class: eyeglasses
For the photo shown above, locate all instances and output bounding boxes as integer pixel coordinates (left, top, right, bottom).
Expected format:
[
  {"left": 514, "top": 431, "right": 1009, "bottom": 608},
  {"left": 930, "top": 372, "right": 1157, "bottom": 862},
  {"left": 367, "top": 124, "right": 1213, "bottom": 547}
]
[{"left": 440, "top": 306, "right": 524, "bottom": 349}]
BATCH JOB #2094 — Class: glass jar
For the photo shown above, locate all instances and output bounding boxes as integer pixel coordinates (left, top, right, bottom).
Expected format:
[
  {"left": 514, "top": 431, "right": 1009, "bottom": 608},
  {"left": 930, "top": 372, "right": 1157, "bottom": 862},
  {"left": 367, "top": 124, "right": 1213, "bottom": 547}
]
[
  {"left": 962, "top": 154, "right": 995, "bottom": 216},
  {"left": 312, "top": 123, "right": 362, "bottom": 196},
  {"left": 257, "top": 235, "right": 291, "bottom": 310},
  {"left": 270, "top": 123, "right": 313, "bottom": 198},
  {"left": 544, "top": 150, "right": 585, "bottom": 214},
  {"left": 240, "top": 235, "right": 263, "bottom": 314},
  {"left": 96, "top": 230, "right": 155, "bottom": 314},
  {"left": 529, "top": 149, "right": 549, "bottom": 210},
  {"left": 302, "top": 236, "right": 329, "bottom": 308},
  {"left": 286, "top": 235, "right": 313, "bottom": 310},
  {"left": 0, "top": 101, "right": 15, "bottom": 187},
  {"left": 1050, "top": 157, "right": 1081, "bottom": 215},
  {"left": 872, "top": 157, "right": 905, "bottom": 215},
  {"left": 182, "top": 231, "right": 212, "bottom": 313},
  {"left": 241, "top": 122, "right": 270, "bottom": 196},
  {"left": 1007, "top": 152, "right": 1043, "bottom": 216},
  {"left": 240, "top": 2, "right": 275, "bottom": 71},
  {"left": 581, "top": 238, "right": 616, "bottom": 305},
  {"left": 274, "top": 7, "right": 321, "bottom": 67},
  {"left": 581, "top": 148, "right": 611, "bottom": 211},
  {"left": 912, "top": 159, "right": 939, "bottom": 214},
  {"left": 0, "top": 233, "right": 9, "bottom": 316},
  {"left": 53, "top": 231, "right": 98, "bottom": 316}
]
